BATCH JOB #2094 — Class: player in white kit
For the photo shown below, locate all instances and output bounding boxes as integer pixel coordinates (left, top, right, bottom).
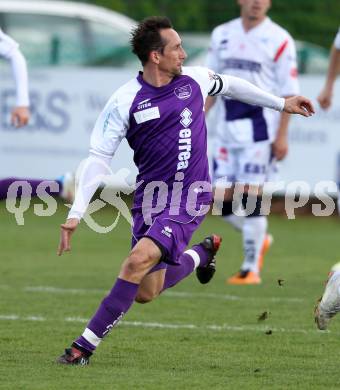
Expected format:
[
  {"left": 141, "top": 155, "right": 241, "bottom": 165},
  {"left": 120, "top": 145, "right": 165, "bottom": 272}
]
[
  {"left": 0, "top": 28, "right": 30, "bottom": 127},
  {"left": 315, "top": 28, "right": 340, "bottom": 330},
  {"left": 206, "top": 0, "right": 299, "bottom": 284}
]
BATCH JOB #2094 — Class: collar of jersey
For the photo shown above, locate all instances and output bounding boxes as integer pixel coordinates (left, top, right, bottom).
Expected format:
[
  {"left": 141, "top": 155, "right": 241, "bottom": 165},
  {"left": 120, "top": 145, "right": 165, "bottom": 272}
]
[{"left": 137, "top": 71, "right": 179, "bottom": 91}]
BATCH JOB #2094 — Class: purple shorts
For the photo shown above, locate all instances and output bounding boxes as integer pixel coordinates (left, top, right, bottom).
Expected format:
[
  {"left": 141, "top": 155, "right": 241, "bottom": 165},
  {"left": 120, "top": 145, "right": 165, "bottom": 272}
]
[{"left": 131, "top": 208, "right": 206, "bottom": 266}]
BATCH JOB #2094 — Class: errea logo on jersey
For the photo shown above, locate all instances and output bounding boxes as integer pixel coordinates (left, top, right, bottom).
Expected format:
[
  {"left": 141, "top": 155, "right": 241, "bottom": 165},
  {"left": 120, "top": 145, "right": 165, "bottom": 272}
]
[
  {"left": 137, "top": 98, "right": 151, "bottom": 110},
  {"left": 180, "top": 108, "right": 192, "bottom": 127},
  {"left": 177, "top": 108, "right": 192, "bottom": 171}
]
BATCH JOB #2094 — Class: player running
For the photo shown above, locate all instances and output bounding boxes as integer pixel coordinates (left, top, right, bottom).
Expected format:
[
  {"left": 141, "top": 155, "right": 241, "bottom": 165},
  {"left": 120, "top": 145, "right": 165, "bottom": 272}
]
[
  {"left": 56, "top": 16, "right": 313, "bottom": 365},
  {"left": 205, "top": 0, "right": 300, "bottom": 285}
]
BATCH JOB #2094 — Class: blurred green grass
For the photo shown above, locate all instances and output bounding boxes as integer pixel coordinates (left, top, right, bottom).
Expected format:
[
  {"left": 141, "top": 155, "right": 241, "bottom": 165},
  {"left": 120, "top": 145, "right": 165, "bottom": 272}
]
[{"left": 0, "top": 199, "right": 339, "bottom": 389}]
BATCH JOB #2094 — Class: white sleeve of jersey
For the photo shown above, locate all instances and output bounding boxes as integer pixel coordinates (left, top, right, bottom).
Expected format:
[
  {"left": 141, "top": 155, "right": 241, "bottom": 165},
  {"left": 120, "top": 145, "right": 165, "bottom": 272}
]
[
  {"left": 68, "top": 90, "right": 130, "bottom": 220},
  {"left": 334, "top": 29, "right": 340, "bottom": 50},
  {"left": 89, "top": 93, "right": 128, "bottom": 158},
  {"left": 68, "top": 153, "right": 112, "bottom": 220},
  {"left": 274, "top": 35, "right": 299, "bottom": 97},
  {"left": 68, "top": 79, "right": 138, "bottom": 220},
  {"left": 185, "top": 66, "right": 284, "bottom": 111},
  {"left": 209, "top": 73, "right": 285, "bottom": 112},
  {"left": 0, "top": 30, "right": 29, "bottom": 106}
]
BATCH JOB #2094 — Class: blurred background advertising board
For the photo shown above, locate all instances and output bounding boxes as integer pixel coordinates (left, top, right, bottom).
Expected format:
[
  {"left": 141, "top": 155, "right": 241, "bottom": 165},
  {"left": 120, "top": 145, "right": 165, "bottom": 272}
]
[
  {"left": 279, "top": 76, "right": 340, "bottom": 192},
  {"left": 0, "top": 69, "right": 339, "bottom": 193},
  {"left": 0, "top": 67, "right": 138, "bottom": 183}
]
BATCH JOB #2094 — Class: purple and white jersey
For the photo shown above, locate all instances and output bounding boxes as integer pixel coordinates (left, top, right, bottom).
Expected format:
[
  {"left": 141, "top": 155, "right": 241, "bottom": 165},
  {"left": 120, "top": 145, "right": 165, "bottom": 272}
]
[
  {"left": 335, "top": 28, "right": 340, "bottom": 50},
  {"left": 207, "top": 17, "right": 299, "bottom": 146},
  {"left": 90, "top": 66, "right": 223, "bottom": 211},
  {"left": 68, "top": 66, "right": 284, "bottom": 220}
]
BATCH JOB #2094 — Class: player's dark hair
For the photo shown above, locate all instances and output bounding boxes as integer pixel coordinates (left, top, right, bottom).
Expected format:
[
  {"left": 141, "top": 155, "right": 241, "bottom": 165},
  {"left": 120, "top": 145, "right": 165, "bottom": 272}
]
[{"left": 130, "top": 16, "right": 173, "bottom": 65}]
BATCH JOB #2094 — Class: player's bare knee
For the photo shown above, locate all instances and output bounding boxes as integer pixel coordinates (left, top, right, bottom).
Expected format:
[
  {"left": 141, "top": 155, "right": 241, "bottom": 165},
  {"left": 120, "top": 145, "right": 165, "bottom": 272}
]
[
  {"left": 135, "top": 290, "right": 158, "bottom": 304},
  {"left": 124, "top": 249, "right": 154, "bottom": 275}
]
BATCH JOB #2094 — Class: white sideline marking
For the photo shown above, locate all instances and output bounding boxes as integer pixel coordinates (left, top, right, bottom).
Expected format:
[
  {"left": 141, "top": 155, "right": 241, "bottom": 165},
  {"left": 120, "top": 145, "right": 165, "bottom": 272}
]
[
  {"left": 165, "top": 291, "right": 303, "bottom": 303},
  {"left": 24, "top": 286, "right": 106, "bottom": 294},
  {"left": 18, "top": 285, "right": 304, "bottom": 303},
  {"left": 0, "top": 315, "right": 45, "bottom": 321},
  {"left": 0, "top": 314, "right": 321, "bottom": 335}
]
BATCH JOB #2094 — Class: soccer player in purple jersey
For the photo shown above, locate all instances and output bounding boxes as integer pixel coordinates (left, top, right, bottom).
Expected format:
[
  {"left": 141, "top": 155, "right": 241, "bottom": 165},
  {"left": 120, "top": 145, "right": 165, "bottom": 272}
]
[{"left": 56, "top": 16, "right": 314, "bottom": 365}]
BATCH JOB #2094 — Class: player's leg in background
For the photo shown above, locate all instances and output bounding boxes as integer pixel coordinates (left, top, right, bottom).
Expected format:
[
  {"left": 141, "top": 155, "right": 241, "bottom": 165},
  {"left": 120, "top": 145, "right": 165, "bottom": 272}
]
[
  {"left": 212, "top": 144, "right": 244, "bottom": 232},
  {"left": 227, "top": 142, "right": 272, "bottom": 285}
]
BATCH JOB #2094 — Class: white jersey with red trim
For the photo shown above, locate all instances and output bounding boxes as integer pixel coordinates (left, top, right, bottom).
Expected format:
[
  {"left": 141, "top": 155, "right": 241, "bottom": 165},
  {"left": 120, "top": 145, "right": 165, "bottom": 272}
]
[
  {"left": 335, "top": 28, "right": 340, "bottom": 50},
  {"left": 206, "top": 17, "right": 299, "bottom": 146}
]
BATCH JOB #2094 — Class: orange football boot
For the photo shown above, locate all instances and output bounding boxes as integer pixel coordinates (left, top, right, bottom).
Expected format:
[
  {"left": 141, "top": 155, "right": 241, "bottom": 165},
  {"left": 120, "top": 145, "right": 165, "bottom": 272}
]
[
  {"left": 227, "top": 270, "right": 261, "bottom": 285},
  {"left": 258, "top": 234, "right": 273, "bottom": 271}
]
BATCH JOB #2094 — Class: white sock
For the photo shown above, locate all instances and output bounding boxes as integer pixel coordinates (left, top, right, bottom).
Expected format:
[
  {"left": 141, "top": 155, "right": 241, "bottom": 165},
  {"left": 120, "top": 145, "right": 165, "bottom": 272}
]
[
  {"left": 241, "top": 216, "right": 267, "bottom": 274},
  {"left": 223, "top": 214, "right": 244, "bottom": 231},
  {"left": 222, "top": 202, "right": 245, "bottom": 232},
  {"left": 337, "top": 193, "right": 340, "bottom": 216}
]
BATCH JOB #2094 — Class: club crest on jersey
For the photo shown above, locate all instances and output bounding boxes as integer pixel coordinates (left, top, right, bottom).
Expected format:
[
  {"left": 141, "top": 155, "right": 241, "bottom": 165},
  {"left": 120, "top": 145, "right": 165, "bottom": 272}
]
[{"left": 174, "top": 84, "right": 192, "bottom": 100}]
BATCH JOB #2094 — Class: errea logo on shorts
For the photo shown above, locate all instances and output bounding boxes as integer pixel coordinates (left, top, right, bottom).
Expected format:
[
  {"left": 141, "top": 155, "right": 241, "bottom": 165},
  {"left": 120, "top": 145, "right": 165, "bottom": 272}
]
[{"left": 161, "top": 226, "right": 172, "bottom": 238}]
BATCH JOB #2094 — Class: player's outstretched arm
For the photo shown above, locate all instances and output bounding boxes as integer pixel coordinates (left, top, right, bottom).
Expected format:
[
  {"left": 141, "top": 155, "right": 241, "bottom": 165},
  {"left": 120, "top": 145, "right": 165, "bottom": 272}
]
[
  {"left": 283, "top": 96, "right": 315, "bottom": 117},
  {"left": 57, "top": 218, "right": 79, "bottom": 256},
  {"left": 210, "top": 74, "right": 314, "bottom": 117}
]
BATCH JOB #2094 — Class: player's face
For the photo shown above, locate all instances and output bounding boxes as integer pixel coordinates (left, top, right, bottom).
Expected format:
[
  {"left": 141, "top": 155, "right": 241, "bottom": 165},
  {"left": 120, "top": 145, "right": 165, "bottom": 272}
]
[
  {"left": 238, "top": 0, "right": 271, "bottom": 21},
  {"left": 158, "top": 29, "right": 187, "bottom": 76}
]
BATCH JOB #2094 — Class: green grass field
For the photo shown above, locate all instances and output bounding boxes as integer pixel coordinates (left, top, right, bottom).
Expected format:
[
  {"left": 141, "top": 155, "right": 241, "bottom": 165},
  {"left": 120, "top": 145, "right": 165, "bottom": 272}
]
[{"left": 1, "top": 199, "right": 340, "bottom": 389}]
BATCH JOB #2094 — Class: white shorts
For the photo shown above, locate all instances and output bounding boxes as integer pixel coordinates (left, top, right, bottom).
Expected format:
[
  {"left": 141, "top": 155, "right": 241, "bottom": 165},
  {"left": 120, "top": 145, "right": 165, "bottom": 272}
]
[{"left": 212, "top": 140, "right": 272, "bottom": 186}]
